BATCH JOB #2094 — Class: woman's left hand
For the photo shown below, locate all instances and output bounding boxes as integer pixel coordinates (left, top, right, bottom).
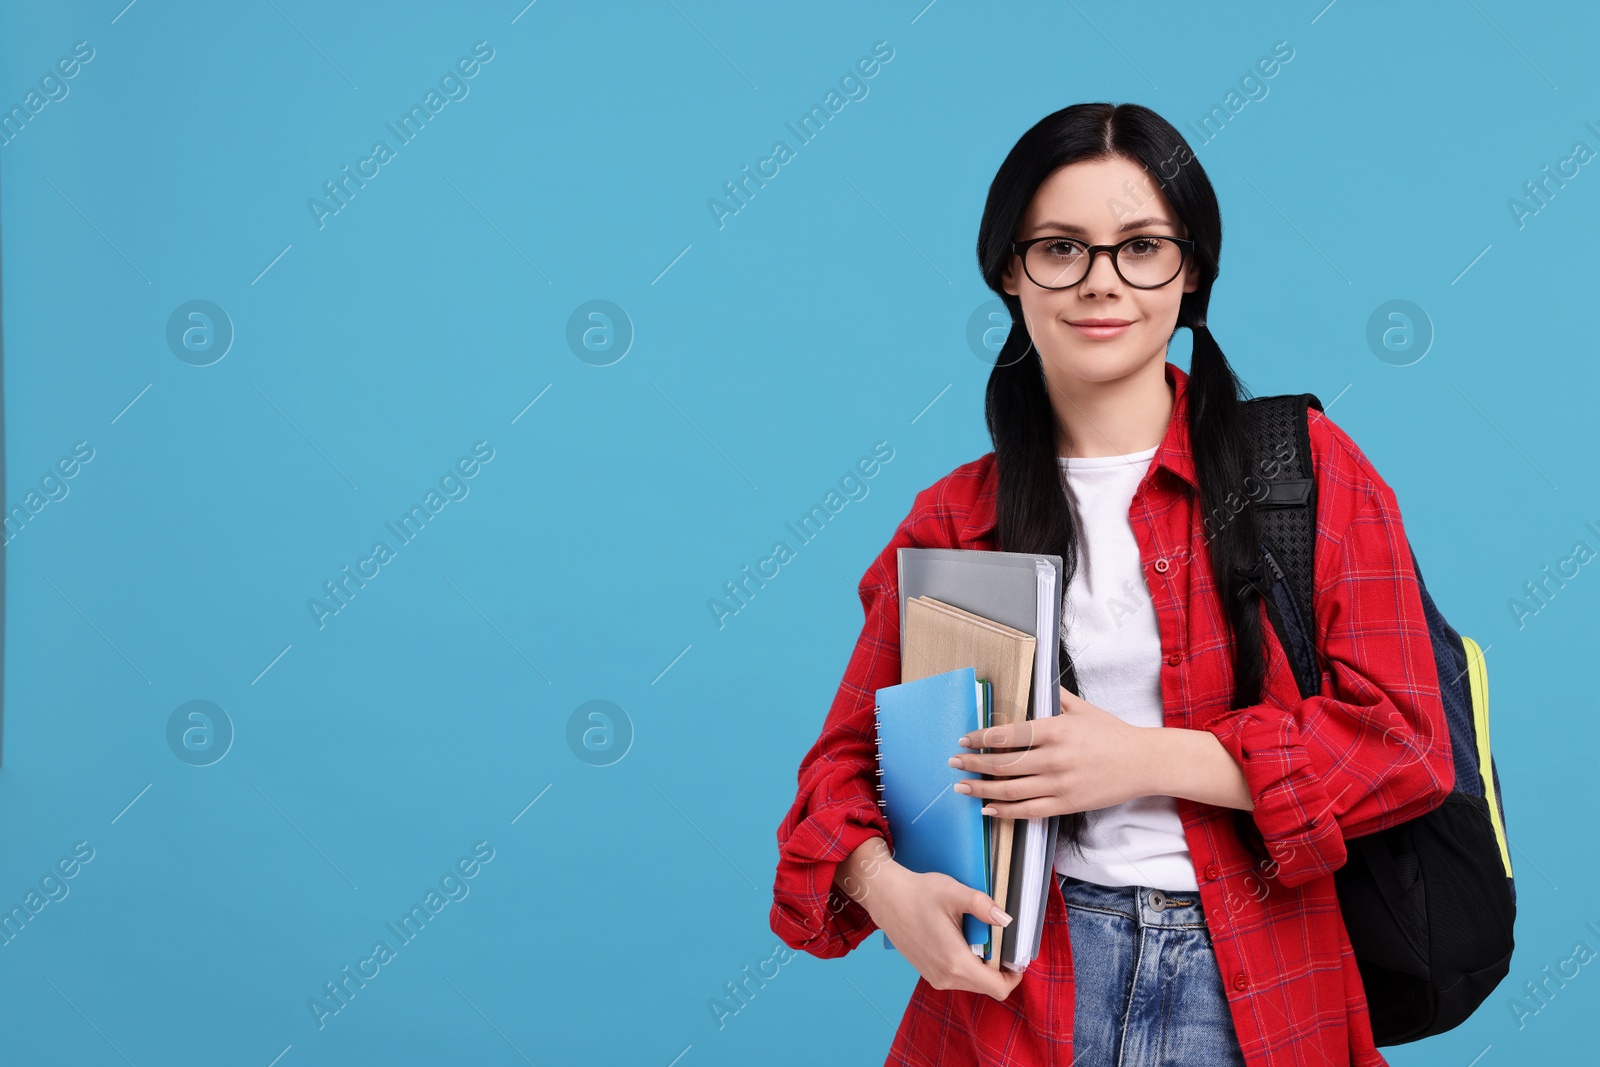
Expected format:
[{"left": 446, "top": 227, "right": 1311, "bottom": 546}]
[{"left": 950, "top": 685, "right": 1156, "bottom": 819}]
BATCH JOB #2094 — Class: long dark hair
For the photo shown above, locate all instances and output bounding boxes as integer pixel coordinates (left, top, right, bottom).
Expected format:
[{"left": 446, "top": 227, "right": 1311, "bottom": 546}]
[{"left": 976, "top": 103, "right": 1267, "bottom": 859}]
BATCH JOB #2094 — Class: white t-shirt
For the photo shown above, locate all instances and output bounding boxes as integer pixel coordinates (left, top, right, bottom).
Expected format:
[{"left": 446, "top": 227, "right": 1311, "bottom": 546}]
[{"left": 1051, "top": 444, "right": 1199, "bottom": 891}]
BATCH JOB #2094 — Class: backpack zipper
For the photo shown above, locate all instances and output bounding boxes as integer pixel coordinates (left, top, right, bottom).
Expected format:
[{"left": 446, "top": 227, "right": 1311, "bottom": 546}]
[{"left": 1259, "top": 543, "right": 1287, "bottom": 585}]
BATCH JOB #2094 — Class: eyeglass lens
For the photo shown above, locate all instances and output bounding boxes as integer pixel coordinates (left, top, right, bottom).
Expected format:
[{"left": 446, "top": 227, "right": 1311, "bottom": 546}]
[{"left": 1026, "top": 237, "right": 1185, "bottom": 289}]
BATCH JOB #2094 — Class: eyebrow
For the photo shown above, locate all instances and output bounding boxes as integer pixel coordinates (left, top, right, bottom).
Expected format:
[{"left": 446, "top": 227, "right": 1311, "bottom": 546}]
[{"left": 1030, "top": 216, "right": 1173, "bottom": 237}]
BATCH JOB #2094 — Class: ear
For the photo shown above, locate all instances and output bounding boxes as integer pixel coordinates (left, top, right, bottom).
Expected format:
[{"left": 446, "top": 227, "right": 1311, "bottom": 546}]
[
  {"left": 1182, "top": 255, "right": 1200, "bottom": 295},
  {"left": 1001, "top": 255, "right": 1020, "bottom": 297}
]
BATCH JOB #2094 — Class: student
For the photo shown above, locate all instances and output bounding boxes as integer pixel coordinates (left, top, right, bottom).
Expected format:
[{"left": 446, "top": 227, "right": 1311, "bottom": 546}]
[{"left": 770, "top": 102, "right": 1454, "bottom": 1066}]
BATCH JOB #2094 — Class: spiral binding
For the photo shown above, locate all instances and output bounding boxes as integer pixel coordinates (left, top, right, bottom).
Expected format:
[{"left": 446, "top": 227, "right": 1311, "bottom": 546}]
[{"left": 873, "top": 705, "right": 886, "bottom": 814}]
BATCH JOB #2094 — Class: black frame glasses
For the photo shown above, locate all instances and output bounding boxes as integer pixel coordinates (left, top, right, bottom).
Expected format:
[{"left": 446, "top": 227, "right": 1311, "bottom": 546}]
[{"left": 1011, "top": 234, "right": 1196, "bottom": 290}]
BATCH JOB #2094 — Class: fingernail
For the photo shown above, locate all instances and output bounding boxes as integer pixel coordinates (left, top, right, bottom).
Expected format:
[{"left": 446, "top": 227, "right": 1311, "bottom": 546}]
[
  {"left": 981, "top": 806, "right": 997, "bottom": 816},
  {"left": 947, "top": 756, "right": 962, "bottom": 767},
  {"left": 991, "top": 907, "right": 1012, "bottom": 926},
  {"left": 958, "top": 736, "right": 973, "bottom": 747},
  {"left": 953, "top": 781, "right": 971, "bottom": 794}
]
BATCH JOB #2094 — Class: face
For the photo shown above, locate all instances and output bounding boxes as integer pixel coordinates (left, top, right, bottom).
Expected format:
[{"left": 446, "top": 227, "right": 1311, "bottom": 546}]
[{"left": 1001, "top": 155, "right": 1199, "bottom": 387}]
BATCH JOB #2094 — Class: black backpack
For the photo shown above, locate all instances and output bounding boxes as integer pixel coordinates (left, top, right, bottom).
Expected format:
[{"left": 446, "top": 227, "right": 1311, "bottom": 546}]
[{"left": 1232, "top": 393, "right": 1516, "bottom": 1046}]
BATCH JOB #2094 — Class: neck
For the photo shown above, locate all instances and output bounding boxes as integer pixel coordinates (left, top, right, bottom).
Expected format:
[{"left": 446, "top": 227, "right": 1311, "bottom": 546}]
[{"left": 1047, "top": 356, "right": 1174, "bottom": 459}]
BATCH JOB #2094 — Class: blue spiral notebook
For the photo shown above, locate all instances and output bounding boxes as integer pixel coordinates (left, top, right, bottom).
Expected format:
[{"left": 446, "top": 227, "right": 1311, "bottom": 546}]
[{"left": 875, "top": 666, "right": 993, "bottom": 955}]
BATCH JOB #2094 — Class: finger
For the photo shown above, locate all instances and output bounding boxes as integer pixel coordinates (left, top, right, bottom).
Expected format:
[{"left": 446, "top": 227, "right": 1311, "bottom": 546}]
[
  {"left": 954, "top": 773, "right": 1048, "bottom": 802},
  {"left": 959, "top": 886, "right": 1012, "bottom": 930},
  {"left": 950, "top": 887, "right": 1024, "bottom": 998},
  {"left": 977, "top": 796, "right": 1070, "bottom": 820},
  {"left": 949, "top": 950, "right": 1026, "bottom": 1000},
  {"left": 951, "top": 749, "right": 1036, "bottom": 776},
  {"left": 959, "top": 719, "right": 1036, "bottom": 750}
]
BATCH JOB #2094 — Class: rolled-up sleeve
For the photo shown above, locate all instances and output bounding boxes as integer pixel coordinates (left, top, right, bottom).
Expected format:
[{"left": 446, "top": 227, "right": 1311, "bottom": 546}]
[
  {"left": 770, "top": 500, "right": 929, "bottom": 957},
  {"left": 1200, "top": 471, "right": 1455, "bottom": 891}
]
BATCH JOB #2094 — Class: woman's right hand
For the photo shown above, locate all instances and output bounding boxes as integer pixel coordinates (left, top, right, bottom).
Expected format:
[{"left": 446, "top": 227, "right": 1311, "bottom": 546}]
[{"left": 841, "top": 843, "right": 1026, "bottom": 1002}]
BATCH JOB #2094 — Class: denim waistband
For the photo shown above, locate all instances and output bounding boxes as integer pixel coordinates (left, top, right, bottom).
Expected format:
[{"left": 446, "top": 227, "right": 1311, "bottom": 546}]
[{"left": 1057, "top": 873, "right": 1209, "bottom": 929}]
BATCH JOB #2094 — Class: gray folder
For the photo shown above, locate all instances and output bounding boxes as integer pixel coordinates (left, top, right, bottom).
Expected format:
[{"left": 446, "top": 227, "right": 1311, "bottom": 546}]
[{"left": 896, "top": 547, "right": 1063, "bottom": 971}]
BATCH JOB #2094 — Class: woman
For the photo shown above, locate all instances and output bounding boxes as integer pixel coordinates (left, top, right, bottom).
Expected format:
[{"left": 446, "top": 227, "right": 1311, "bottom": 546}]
[{"left": 770, "top": 103, "right": 1453, "bottom": 1066}]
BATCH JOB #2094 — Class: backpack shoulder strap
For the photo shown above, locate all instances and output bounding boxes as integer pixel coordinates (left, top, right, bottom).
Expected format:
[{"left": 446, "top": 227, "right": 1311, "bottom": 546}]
[{"left": 1239, "top": 392, "right": 1323, "bottom": 699}]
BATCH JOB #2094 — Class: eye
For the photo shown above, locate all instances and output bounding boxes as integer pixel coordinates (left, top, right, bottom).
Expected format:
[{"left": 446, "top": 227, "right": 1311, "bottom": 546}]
[
  {"left": 1124, "top": 238, "right": 1165, "bottom": 257},
  {"left": 1038, "top": 239, "right": 1085, "bottom": 259}
]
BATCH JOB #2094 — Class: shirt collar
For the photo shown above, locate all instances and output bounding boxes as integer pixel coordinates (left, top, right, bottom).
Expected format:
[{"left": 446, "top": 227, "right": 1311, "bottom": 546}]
[{"left": 959, "top": 360, "right": 1196, "bottom": 547}]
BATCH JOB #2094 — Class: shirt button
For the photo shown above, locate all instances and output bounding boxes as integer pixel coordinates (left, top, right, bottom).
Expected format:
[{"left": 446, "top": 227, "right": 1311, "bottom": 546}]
[
  {"left": 1153, "top": 557, "right": 1170, "bottom": 573},
  {"left": 1205, "top": 864, "right": 1219, "bottom": 881},
  {"left": 1166, "top": 651, "right": 1182, "bottom": 666},
  {"left": 1233, "top": 973, "right": 1249, "bottom": 991}
]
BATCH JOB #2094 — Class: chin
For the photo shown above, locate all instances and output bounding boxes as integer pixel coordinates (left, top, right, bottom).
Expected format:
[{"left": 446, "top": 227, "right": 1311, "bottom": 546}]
[{"left": 1053, "top": 340, "right": 1148, "bottom": 380}]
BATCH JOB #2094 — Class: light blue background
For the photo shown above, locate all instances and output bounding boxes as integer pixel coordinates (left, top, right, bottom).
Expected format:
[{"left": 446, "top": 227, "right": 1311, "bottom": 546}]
[{"left": 0, "top": 1, "right": 1594, "bottom": 1064}]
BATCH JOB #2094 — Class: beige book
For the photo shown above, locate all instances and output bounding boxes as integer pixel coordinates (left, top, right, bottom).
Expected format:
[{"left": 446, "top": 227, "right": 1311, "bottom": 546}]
[{"left": 902, "top": 594, "right": 1037, "bottom": 969}]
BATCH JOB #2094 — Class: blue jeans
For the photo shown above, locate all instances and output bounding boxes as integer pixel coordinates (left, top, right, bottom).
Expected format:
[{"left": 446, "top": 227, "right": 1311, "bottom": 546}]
[{"left": 1058, "top": 873, "right": 1248, "bottom": 1067}]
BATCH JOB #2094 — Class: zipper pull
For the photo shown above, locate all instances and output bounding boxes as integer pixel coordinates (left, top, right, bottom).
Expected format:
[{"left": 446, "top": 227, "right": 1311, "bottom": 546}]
[{"left": 1259, "top": 545, "right": 1286, "bottom": 585}]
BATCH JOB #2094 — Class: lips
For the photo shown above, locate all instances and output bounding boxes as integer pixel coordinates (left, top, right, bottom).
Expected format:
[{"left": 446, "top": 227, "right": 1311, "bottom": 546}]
[{"left": 1068, "top": 318, "right": 1133, "bottom": 339}]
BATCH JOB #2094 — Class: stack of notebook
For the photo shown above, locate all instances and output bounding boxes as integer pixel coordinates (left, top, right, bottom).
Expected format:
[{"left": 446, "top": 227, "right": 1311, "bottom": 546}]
[{"left": 872, "top": 548, "right": 1064, "bottom": 973}]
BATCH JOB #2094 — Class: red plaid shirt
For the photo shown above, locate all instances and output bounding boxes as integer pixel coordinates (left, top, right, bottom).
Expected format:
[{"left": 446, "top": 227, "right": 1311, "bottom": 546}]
[{"left": 770, "top": 360, "right": 1454, "bottom": 1066}]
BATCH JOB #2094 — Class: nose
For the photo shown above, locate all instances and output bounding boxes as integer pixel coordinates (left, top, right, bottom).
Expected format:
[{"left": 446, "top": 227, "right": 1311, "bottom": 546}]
[{"left": 1078, "top": 246, "right": 1122, "bottom": 295}]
